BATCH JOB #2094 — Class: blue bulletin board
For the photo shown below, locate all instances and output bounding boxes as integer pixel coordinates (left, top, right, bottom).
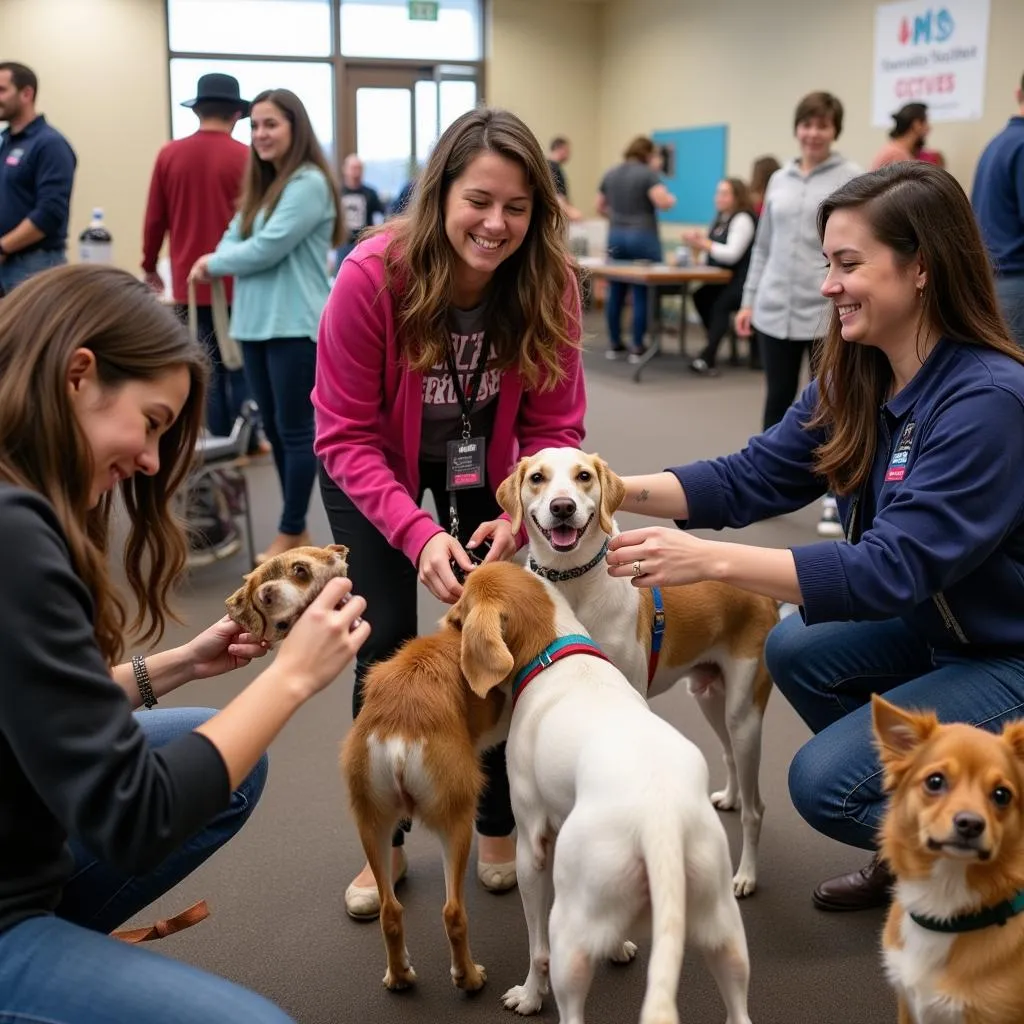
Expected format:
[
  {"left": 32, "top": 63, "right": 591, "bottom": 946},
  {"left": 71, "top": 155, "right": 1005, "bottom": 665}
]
[{"left": 652, "top": 124, "right": 728, "bottom": 225}]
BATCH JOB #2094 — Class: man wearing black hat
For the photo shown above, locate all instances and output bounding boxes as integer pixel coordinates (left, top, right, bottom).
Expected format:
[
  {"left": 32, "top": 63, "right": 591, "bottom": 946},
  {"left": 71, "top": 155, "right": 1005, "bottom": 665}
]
[{"left": 142, "top": 73, "right": 254, "bottom": 565}]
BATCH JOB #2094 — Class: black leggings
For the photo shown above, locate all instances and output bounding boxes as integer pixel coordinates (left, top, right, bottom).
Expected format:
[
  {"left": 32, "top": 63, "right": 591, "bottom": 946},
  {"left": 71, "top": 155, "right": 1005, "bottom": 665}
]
[
  {"left": 319, "top": 461, "right": 514, "bottom": 846},
  {"left": 693, "top": 282, "right": 743, "bottom": 368},
  {"left": 758, "top": 332, "right": 823, "bottom": 430}
]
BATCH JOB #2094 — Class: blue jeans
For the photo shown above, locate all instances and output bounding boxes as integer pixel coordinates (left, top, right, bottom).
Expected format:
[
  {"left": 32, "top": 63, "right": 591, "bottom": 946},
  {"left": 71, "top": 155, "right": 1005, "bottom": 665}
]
[
  {"left": 605, "top": 227, "right": 663, "bottom": 352},
  {"left": 995, "top": 272, "right": 1024, "bottom": 349},
  {"left": 0, "top": 708, "right": 282, "bottom": 1023},
  {"left": 768, "top": 614, "right": 1024, "bottom": 851},
  {"left": 0, "top": 248, "right": 66, "bottom": 294},
  {"left": 241, "top": 339, "right": 317, "bottom": 535}
]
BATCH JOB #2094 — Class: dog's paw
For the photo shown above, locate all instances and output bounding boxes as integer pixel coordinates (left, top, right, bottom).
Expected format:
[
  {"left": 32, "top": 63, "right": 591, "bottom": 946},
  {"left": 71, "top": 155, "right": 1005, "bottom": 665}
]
[
  {"left": 732, "top": 871, "right": 757, "bottom": 899},
  {"left": 383, "top": 964, "right": 417, "bottom": 990},
  {"left": 610, "top": 940, "right": 638, "bottom": 964},
  {"left": 711, "top": 787, "right": 739, "bottom": 811},
  {"left": 451, "top": 962, "right": 487, "bottom": 992},
  {"left": 502, "top": 984, "right": 543, "bottom": 1015}
]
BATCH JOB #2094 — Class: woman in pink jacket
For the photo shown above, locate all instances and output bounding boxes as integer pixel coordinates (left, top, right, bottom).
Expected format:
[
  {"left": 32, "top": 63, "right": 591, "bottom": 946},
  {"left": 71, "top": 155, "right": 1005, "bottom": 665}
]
[{"left": 313, "top": 107, "right": 586, "bottom": 919}]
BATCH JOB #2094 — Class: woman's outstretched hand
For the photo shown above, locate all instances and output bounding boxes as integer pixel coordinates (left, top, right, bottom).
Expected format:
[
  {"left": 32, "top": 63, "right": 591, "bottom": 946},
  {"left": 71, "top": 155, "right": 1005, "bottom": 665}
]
[
  {"left": 186, "top": 616, "right": 270, "bottom": 680},
  {"left": 418, "top": 532, "right": 474, "bottom": 604},
  {"left": 273, "top": 577, "right": 370, "bottom": 698},
  {"left": 468, "top": 518, "right": 518, "bottom": 563},
  {"left": 607, "top": 526, "right": 713, "bottom": 588}
]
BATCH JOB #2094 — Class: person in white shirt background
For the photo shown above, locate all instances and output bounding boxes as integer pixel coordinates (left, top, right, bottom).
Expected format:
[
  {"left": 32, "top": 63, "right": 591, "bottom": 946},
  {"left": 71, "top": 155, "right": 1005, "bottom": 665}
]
[{"left": 682, "top": 176, "right": 757, "bottom": 376}]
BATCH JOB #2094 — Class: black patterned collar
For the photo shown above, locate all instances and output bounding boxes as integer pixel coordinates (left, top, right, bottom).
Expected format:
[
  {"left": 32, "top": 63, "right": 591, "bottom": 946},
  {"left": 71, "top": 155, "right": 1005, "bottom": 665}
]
[{"left": 529, "top": 540, "right": 609, "bottom": 583}]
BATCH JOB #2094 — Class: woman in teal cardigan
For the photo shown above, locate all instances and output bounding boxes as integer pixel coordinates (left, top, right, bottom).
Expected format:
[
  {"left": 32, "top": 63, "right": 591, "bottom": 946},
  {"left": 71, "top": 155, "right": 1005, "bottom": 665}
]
[{"left": 191, "top": 88, "right": 342, "bottom": 563}]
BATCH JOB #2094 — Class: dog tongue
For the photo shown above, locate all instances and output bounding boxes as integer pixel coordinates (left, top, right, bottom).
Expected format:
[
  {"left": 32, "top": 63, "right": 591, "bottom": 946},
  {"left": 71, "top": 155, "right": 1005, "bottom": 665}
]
[{"left": 552, "top": 525, "right": 578, "bottom": 549}]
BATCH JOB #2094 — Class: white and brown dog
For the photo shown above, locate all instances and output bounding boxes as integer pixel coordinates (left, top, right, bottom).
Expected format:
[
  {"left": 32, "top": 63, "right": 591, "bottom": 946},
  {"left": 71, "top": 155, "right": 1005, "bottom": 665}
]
[
  {"left": 497, "top": 449, "right": 779, "bottom": 897},
  {"left": 225, "top": 544, "right": 350, "bottom": 642},
  {"left": 448, "top": 562, "right": 752, "bottom": 1024}
]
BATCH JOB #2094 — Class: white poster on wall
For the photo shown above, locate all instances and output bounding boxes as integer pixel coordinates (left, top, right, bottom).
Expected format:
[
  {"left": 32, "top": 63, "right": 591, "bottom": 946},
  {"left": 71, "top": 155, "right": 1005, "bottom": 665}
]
[{"left": 872, "top": 0, "right": 990, "bottom": 126}]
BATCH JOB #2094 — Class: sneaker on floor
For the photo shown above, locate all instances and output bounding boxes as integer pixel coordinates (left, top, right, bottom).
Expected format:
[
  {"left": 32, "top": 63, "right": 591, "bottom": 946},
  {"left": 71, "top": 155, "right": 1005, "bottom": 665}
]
[
  {"left": 817, "top": 496, "right": 844, "bottom": 538},
  {"left": 626, "top": 348, "right": 647, "bottom": 365},
  {"left": 605, "top": 348, "right": 626, "bottom": 361},
  {"left": 689, "top": 357, "right": 719, "bottom": 377}
]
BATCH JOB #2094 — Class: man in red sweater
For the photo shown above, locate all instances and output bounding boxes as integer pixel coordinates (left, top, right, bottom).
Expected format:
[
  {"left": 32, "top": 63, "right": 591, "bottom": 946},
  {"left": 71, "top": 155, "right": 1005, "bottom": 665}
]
[{"left": 142, "top": 73, "right": 252, "bottom": 565}]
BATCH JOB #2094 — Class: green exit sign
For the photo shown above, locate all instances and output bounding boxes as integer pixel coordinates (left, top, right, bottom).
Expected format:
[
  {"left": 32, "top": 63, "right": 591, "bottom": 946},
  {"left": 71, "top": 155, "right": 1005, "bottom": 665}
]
[{"left": 408, "top": 0, "right": 439, "bottom": 20}]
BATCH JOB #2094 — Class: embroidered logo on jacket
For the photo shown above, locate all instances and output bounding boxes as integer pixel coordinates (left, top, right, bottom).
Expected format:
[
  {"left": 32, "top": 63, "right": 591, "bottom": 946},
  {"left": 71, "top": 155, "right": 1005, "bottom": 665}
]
[{"left": 885, "top": 420, "right": 915, "bottom": 482}]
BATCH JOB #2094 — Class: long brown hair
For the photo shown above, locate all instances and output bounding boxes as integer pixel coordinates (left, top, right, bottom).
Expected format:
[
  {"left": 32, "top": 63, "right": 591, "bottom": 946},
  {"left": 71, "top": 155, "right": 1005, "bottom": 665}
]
[
  {"left": 0, "top": 265, "right": 208, "bottom": 663},
  {"left": 722, "top": 177, "right": 754, "bottom": 215},
  {"left": 380, "top": 107, "right": 580, "bottom": 390},
  {"left": 749, "top": 155, "right": 780, "bottom": 202},
  {"left": 809, "top": 162, "right": 1020, "bottom": 494},
  {"left": 623, "top": 135, "right": 656, "bottom": 163},
  {"left": 239, "top": 88, "right": 343, "bottom": 246}
]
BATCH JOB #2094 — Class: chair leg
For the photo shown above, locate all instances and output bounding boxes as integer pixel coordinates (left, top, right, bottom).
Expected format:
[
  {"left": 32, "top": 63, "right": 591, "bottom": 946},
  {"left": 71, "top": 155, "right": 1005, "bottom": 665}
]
[{"left": 240, "top": 473, "right": 256, "bottom": 569}]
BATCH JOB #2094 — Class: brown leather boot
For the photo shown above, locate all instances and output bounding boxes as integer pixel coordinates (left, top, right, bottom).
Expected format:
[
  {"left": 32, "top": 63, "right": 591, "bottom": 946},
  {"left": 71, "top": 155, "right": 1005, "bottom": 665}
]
[{"left": 812, "top": 855, "right": 894, "bottom": 912}]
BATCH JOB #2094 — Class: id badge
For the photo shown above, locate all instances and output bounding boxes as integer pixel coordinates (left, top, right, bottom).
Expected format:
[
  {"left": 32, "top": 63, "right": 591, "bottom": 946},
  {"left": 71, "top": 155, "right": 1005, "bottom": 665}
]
[{"left": 446, "top": 436, "right": 486, "bottom": 490}]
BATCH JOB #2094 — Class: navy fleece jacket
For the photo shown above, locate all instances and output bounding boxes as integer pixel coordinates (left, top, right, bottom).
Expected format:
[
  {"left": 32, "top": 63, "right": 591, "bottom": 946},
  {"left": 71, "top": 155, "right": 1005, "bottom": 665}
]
[{"left": 670, "top": 338, "right": 1024, "bottom": 650}]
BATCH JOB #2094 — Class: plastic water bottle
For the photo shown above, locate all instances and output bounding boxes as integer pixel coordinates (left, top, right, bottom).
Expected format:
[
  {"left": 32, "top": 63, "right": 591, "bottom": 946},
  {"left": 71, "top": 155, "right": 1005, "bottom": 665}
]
[{"left": 79, "top": 208, "right": 113, "bottom": 264}]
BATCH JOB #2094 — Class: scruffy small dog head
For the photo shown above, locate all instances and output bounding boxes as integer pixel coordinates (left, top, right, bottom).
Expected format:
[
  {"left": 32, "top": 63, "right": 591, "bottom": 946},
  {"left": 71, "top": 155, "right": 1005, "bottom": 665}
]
[{"left": 225, "top": 544, "right": 350, "bottom": 642}]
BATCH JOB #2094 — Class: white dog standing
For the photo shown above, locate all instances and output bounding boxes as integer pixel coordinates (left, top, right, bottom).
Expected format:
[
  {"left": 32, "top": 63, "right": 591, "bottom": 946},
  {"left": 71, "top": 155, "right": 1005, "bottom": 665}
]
[
  {"left": 447, "top": 563, "right": 753, "bottom": 1024},
  {"left": 497, "top": 449, "right": 778, "bottom": 897}
]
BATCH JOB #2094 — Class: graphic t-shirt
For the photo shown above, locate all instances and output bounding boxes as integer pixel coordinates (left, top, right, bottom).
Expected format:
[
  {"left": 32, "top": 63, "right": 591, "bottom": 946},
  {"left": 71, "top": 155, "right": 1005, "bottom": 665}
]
[
  {"left": 420, "top": 304, "right": 501, "bottom": 462},
  {"left": 340, "top": 184, "right": 385, "bottom": 245}
]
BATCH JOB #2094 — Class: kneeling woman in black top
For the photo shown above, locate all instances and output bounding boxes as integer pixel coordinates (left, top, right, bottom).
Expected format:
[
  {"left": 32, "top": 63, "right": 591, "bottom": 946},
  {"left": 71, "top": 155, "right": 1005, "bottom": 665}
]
[
  {"left": 684, "top": 177, "right": 757, "bottom": 375},
  {"left": 0, "top": 265, "right": 369, "bottom": 1023}
]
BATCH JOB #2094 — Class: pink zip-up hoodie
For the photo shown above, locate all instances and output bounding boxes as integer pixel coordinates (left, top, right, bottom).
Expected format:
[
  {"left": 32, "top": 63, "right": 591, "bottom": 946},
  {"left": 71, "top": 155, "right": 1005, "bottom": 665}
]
[{"left": 312, "top": 233, "right": 587, "bottom": 566}]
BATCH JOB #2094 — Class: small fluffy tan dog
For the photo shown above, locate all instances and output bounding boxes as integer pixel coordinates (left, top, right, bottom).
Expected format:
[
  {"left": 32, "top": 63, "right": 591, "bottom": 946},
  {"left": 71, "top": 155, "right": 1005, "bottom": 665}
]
[
  {"left": 225, "top": 544, "right": 350, "bottom": 642},
  {"left": 498, "top": 449, "right": 778, "bottom": 896},
  {"left": 874, "top": 695, "right": 1024, "bottom": 1024},
  {"left": 339, "top": 618, "right": 510, "bottom": 993}
]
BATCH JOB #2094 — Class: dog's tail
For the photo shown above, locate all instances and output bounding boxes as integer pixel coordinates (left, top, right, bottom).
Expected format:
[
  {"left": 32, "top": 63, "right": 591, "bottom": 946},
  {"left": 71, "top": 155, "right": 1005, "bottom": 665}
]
[{"left": 639, "top": 815, "right": 686, "bottom": 1024}]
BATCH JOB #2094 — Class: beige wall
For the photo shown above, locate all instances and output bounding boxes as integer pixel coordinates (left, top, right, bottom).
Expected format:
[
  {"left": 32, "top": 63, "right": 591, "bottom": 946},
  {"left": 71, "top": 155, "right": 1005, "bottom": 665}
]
[
  {"left": 599, "top": 0, "right": 1024, "bottom": 221},
  {"left": 0, "top": 0, "right": 604, "bottom": 272},
  {"left": 0, "top": 0, "right": 170, "bottom": 272},
  {"left": 487, "top": 0, "right": 602, "bottom": 215},
  {"left": 5, "top": 0, "right": 1019, "bottom": 269}
]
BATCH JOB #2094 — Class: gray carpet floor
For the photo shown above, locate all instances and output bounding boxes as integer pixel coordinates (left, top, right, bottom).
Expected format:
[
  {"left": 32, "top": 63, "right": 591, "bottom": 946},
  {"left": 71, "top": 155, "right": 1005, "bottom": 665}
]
[{"left": 123, "top": 318, "right": 897, "bottom": 1023}]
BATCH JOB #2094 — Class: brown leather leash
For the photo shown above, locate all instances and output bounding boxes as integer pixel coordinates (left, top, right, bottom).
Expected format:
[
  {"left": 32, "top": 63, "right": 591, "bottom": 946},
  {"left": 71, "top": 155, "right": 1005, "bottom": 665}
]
[{"left": 111, "top": 899, "right": 210, "bottom": 943}]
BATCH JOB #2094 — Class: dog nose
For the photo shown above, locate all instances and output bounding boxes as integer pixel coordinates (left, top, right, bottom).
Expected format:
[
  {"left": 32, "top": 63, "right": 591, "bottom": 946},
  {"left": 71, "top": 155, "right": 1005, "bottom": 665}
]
[
  {"left": 259, "top": 586, "right": 276, "bottom": 606},
  {"left": 549, "top": 497, "right": 576, "bottom": 521},
  {"left": 953, "top": 812, "right": 986, "bottom": 840}
]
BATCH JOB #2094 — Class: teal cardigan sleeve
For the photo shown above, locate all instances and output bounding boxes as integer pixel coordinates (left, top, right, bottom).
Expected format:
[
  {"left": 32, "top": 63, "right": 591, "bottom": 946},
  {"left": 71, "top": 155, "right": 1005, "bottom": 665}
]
[{"left": 207, "top": 170, "right": 331, "bottom": 278}]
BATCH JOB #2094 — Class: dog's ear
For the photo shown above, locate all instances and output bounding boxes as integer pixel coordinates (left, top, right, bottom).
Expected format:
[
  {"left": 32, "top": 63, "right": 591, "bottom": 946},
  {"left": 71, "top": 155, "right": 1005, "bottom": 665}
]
[
  {"left": 459, "top": 600, "right": 515, "bottom": 699},
  {"left": 872, "top": 695, "right": 938, "bottom": 784},
  {"left": 593, "top": 454, "right": 625, "bottom": 536},
  {"left": 327, "top": 543, "right": 349, "bottom": 557},
  {"left": 1001, "top": 720, "right": 1024, "bottom": 767},
  {"left": 224, "top": 582, "right": 266, "bottom": 637},
  {"left": 496, "top": 459, "right": 529, "bottom": 534}
]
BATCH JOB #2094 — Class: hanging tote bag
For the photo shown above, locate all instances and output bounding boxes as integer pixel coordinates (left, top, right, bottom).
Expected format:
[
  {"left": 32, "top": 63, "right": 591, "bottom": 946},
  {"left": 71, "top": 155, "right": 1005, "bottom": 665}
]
[{"left": 188, "top": 277, "right": 244, "bottom": 371}]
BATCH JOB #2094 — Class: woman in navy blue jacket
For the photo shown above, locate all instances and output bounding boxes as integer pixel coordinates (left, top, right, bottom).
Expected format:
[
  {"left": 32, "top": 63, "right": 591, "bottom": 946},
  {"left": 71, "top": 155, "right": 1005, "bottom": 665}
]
[{"left": 606, "top": 162, "right": 1024, "bottom": 911}]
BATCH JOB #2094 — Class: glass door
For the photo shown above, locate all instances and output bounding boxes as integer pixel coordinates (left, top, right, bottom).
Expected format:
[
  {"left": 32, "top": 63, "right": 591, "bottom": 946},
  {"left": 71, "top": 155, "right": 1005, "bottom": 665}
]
[{"left": 343, "top": 64, "right": 478, "bottom": 207}]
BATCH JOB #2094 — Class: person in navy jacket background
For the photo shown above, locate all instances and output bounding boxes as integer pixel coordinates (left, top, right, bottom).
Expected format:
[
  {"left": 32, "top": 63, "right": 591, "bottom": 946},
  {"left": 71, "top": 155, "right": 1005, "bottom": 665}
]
[
  {"left": 0, "top": 62, "right": 76, "bottom": 295},
  {"left": 606, "top": 162, "right": 1024, "bottom": 913}
]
